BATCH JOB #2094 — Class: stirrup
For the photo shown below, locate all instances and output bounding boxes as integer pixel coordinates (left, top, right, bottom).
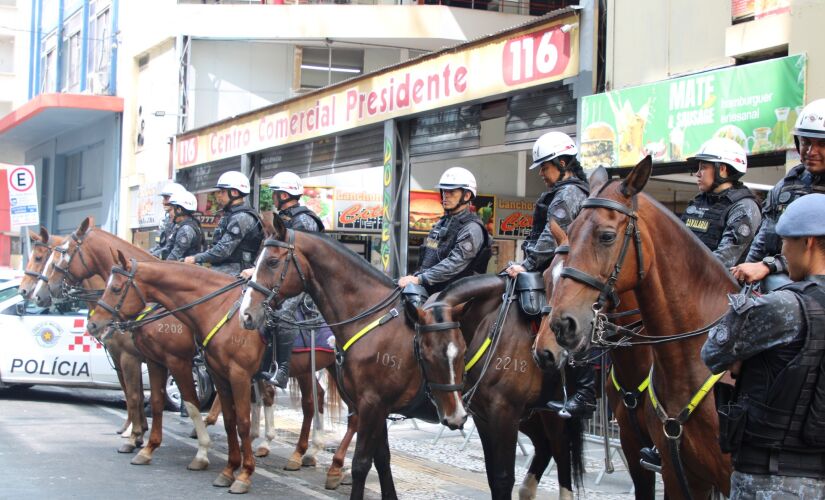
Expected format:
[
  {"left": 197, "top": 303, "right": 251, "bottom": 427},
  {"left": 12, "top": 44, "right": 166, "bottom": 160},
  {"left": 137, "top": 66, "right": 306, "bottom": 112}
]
[{"left": 639, "top": 447, "right": 662, "bottom": 474}]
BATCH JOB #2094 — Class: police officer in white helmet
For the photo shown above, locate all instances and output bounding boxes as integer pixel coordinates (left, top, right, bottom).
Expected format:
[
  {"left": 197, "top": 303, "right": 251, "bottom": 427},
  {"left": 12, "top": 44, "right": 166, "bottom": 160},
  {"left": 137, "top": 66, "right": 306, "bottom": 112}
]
[
  {"left": 149, "top": 181, "right": 186, "bottom": 258},
  {"left": 506, "top": 131, "right": 595, "bottom": 418},
  {"left": 157, "top": 191, "right": 204, "bottom": 262},
  {"left": 184, "top": 171, "right": 263, "bottom": 275},
  {"left": 398, "top": 167, "right": 491, "bottom": 294}
]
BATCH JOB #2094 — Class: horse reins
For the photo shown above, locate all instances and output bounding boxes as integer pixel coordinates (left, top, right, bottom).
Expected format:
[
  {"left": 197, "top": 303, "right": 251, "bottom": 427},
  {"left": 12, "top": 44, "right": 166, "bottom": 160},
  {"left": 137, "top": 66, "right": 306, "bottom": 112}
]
[{"left": 95, "top": 258, "right": 149, "bottom": 323}]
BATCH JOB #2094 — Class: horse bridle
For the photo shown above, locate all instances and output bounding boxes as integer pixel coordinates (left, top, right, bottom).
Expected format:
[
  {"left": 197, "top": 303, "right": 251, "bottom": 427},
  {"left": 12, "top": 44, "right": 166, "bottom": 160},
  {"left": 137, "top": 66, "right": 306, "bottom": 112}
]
[
  {"left": 244, "top": 230, "right": 307, "bottom": 320},
  {"left": 24, "top": 240, "right": 53, "bottom": 284},
  {"left": 95, "top": 258, "right": 149, "bottom": 323},
  {"left": 51, "top": 232, "right": 95, "bottom": 294},
  {"left": 414, "top": 313, "right": 464, "bottom": 397}
]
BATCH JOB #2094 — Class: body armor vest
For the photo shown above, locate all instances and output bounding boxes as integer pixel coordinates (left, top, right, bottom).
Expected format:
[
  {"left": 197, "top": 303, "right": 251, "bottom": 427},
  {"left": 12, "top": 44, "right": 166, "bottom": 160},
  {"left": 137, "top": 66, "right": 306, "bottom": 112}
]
[
  {"left": 417, "top": 209, "right": 491, "bottom": 293},
  {"left": 279, "top": 205, "right": 325, "bottom": 232},
  {"left": 213, "top": 205, "right": 263, "bottom": 269},
  {"left": 526, "top": 178, "right": 589, "bottom": 243},
  {"left": 732, "top": 281, "right": 825, "bottom": 478},
  {"left": 162, "top": 217, "right": 204, "bottom": 260},
  {"left": 681, "top": 186, "right": 755, "bottom": 252},
  {"left": 764, "top": 165, "right": 825, "bottom": 256}
]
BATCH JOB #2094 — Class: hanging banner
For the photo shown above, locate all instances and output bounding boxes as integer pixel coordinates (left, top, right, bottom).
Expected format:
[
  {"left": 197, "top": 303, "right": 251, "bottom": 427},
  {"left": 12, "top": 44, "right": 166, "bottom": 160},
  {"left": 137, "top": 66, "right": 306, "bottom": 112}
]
[{"left": 580, "top": 54, "right": 806, "bottom": 169}]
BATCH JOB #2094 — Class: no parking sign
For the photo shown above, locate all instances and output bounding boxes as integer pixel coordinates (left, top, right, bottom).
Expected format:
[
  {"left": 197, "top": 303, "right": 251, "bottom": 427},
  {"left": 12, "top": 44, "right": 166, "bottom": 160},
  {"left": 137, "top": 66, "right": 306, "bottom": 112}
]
[{"left": 6, "top": 164, "right": 40, "bottom": 228}]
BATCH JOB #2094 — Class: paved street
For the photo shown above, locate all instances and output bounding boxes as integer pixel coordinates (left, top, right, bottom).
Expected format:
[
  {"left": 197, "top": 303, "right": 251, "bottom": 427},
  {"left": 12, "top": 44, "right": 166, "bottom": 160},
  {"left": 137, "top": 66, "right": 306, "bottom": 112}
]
[{"left": 0, "top": 385, "right": 660, "bottom": 499}]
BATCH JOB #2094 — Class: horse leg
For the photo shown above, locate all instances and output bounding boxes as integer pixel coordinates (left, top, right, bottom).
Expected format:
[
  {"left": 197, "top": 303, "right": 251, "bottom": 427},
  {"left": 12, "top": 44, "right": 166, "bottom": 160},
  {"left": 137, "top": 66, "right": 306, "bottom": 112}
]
[
  {"left": 255, "top": 383, "right": 276, "bottom": 458},
  {"left": 517, "top": 414, "right": 552, "bottom": 500},
  {"left": 228, "top": 373, "right": 255, "bottom": 494},
  {"left": 112, "top": 359, "right": 132, "bottom": 435},
  {"left": 349, "top": 408, "right": 387, "bottom": 500},
  {"left": 543, "top": 413, "right": 578, "bottom": 500},
  {"left": 191, "top": 395, "right": 222, "bottom": 439},
  {"left": 117, "top": 353, "right": 146, "bottom": 454},
  {"left": 613, "top": 404, "right": 656, "bottom": 500},
  {"left": 166, "top": 361, "right": 211, "bottom": 470},
  {"left": 326, "top": 410, "right": 357, "bottom": 490},
  {"left": 285, "top": 373, "right": 313, "bottom": 470},
  {"left": 372, "top": 420, "right": 397, "bottom": 500},
  {"left": 131, "top": 361, "right": 167, "bottom": 465},
  {"left": 475, "top": 417, "right": 518, "bottom": 500},
  {"left": 302, "top": 375, "right": 326, "bottom": 467},
  {"left": 211, "top": 376, "right": 239, "bottom": 489}
]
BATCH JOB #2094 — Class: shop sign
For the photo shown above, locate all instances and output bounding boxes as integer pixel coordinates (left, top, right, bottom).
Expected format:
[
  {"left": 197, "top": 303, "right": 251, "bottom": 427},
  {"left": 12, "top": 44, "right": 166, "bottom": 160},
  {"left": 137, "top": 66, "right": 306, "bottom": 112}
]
[
  {"left": 176, "top": 14, "right": 580, "bottom": 169},
  {"left": 334, "top": 188, "right": 382, "bottom": 232},
  {"left": 6, "top": 164, "right": 39, "bottom": 229},
  {"left": 134, "top": 181, "right": 167, "bottom": 228},
  {"left": 580, "top": 54, "right": 805, "bottom": 169},
  {"left": 495, "top": 198, "right": 535, "bottom": 240},
  {"left": 195, "top": 192, "right": 224, "bottom": 229},
  {"left": 300, "top": 187, "right": 335, "bottom": 231},
  {"left": 409, "top": 190, "right": 443, "bottom": 234},
  {"left": 732, "top": 0, "right": 790, "bottom": 21}
]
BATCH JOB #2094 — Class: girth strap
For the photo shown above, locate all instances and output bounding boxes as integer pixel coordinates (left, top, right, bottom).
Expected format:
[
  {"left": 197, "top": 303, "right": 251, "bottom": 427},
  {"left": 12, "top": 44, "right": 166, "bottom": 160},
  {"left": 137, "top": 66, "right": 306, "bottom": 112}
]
[
  {"left": 340, "top": 308, "right": 399, "bottom": 352},
  {"left": 202, "top": 301, "right": 241, "bottom": 348}
]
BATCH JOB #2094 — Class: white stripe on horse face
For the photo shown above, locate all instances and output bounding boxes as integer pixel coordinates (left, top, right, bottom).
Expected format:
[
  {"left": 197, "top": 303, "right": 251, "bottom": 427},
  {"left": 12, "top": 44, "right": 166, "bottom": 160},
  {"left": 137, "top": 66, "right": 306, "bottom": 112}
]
[
  {"left": 551, "top": 260, "right": 563, "bottom": 289},
  {"left": 33, "top": 245, "right": 61, "bottom": 297},
  {"left": 240, "top": 250, "right": 266, "bottom": 314},
  {"left": 445, "top": 341, "right": 466, "bottom": 418}
]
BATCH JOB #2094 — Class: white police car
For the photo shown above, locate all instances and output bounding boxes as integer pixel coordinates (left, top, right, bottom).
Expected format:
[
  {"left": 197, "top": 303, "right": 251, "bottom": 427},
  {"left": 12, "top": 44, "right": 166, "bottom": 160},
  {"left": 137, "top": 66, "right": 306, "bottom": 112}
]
[{"left": 0, "top": 279, "right": 212, "bottom": 410}]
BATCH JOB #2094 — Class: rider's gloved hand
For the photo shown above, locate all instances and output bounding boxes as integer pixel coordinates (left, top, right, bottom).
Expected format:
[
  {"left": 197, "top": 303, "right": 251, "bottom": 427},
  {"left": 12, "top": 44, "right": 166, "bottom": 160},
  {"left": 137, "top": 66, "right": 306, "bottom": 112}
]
[
  {"left": 397, "top": 275, "right": 420, "bottom": 288},
  {"left": 240, "top": 268, "right": 254, "bottom": 280},
  {"left": 505, "top": 263, "right": 526, "bottom": 278}
]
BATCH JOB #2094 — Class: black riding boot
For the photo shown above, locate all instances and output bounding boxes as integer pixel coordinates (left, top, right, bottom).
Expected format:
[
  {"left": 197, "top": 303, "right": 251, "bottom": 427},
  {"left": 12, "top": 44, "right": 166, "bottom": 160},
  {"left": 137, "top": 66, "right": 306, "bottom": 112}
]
[
  {"left": 639, "top": 446, "right": 662, "bottom": 473},
  {"left": 547, "top": 363, "right": 597, "bottom": 418},
  {"left": 272, "top": 329, "right": 296, "bottom": 389},
  {"left": 253, "top": 327, "right": 278, "bottom": 383}
]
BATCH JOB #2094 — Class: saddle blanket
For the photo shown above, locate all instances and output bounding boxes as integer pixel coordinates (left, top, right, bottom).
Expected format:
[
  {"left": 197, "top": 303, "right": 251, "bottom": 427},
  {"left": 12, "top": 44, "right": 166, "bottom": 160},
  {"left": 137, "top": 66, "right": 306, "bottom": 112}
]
[{"left": 292, "top": 307, "right": 335, "bottom": 353}]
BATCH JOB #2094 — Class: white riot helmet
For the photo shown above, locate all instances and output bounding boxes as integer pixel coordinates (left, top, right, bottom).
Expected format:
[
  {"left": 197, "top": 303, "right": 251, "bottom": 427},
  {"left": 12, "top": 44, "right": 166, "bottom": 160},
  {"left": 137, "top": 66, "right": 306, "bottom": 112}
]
[
  {"left": 168, "top": 191, "right": 198, "bottom": 213},
  {"left": 793, "top": 98, "right": 825, "bottom": 141},
  {"left": 436, "top": 167, "right": 477, "bottom": 197},
  {"left": 530, "top": 132, "right": 578, "bottom": 170},
  {"left": 268, "top": 172, "right": 304, "bottom": 197},
  {"left": 215, "top": 171, "right": 251, "bottom": 195},
  {"left": 160, "top": 182, "right": 185, "bottom": 197},
  {"left": 690, "top": 137, "right": 748, "bottom": 175}
]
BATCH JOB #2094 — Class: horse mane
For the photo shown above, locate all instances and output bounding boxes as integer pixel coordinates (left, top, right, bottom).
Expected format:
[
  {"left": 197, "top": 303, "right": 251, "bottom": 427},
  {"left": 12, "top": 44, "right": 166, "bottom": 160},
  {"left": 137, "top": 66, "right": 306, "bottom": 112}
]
[
  {"left": 439, "top": 274, "right": 506, "bottom": 307},
  {"left": 297, "top": 231, "right": 395, "bottom": 287},
  {"left": 88, "top": 227, "right": 154, "bottom": 259}
]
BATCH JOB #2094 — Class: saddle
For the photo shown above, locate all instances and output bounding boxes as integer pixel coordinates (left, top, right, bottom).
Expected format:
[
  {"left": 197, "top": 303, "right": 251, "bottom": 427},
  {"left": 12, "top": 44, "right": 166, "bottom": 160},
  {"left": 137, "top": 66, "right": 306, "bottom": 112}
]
[{"left": 516, "top": 272, "right": 546, "bottom": 317}]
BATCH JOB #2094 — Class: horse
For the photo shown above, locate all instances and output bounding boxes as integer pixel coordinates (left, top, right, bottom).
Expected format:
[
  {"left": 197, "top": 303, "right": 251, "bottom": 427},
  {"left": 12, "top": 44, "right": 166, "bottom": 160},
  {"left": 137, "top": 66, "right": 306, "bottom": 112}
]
[
  {"left": 239, "top": 215, "right": 470, "bottom": 499},
  {"left": 31, "top": 219, "right": 214, "bottom": 470},
  {"left": 21, "top": 226, "right": 138, "bottom": 437},
  {"left": 537, "top": 158, "right": 734, "bottom": 499},
  {"left": 410, "top": 274, "right": 585, "bottom": 500},
  {"left": 533, "top": 220, "right": 657, "bottom": 499}
]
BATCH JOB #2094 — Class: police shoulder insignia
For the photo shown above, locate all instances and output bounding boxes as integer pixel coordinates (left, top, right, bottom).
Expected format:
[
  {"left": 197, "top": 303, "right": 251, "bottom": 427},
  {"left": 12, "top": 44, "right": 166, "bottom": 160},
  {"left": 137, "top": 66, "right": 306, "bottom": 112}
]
[
  {"left": 728, "top": 293, "right": 753, "bottom": 314},
  {"left": 778, "top": 191, "right": 792, "bottom": 204},
  {"left": 552, "top": 208, "right": 568, "bottom": 220},
  {"left": 737, "top": 224, "right": 751, "bottom": 237},
  {"left": 711, "top": 324, "right": 730, "bottom": 345},
  {"left": 229, "top": 224, "right": 241, "bottom": 235}
]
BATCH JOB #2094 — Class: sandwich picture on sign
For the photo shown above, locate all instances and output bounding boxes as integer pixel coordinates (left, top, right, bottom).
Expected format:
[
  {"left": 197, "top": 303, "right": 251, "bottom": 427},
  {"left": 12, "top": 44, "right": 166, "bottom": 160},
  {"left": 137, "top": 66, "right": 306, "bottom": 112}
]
[
  {"left": 409, "top": 191, "right": 444, "bottom": 232},
  {"left": 580, "top": 122, "right": 617, "bottom": 169}
]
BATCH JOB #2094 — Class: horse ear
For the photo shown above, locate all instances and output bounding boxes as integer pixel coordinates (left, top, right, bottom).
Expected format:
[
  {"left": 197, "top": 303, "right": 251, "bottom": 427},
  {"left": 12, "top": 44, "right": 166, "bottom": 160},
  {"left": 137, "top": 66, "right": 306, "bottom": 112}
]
[
  {"left": 116, "top": 249, "right": 129, "bottom": 270},
  {"left": 548, "top": 219, "right": 567, "bottom": 247},
  {"left": 272, "top": 212, "right": 287, "bottom": 241},
  {"left": 76, "top": 217, "right": 91, "bottom": 237},
  {"left": 620, "top": 155, "right": 652, "bottom": 197},
  {"left": 40, "top": 226, "right": 50, "bottom": 243},
  {"left": 589, "top": 166, "right": 609, "bottom": 193},
  {"left": 29, "top": 229, "right": 41, "bottom": 243},
  {"left": 261, "top": 211, "right": 276, "bottom": 239},
  {"left": 451, "top": 299, "right": 473, "bottom": 321}
]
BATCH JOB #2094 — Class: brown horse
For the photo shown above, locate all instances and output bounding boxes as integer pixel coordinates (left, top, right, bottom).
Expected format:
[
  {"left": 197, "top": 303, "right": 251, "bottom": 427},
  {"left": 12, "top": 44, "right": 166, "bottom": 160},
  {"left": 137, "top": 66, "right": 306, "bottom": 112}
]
[
  {"left": 538, "top": 158, "right": 734, "bottom": 499},
  {"left": 21, "top": 226, "right": 139, "bottom": 437},
  {"left": 410, "top": 274, "right": 585, "bottom": 500},
  {"left": 239, "top": 216, "right": 470, "bottom": 499},
  {"left": 31, "top": 219, "right": 213, "bottom": 470},
  {"left": 534, "top": 222, "right": 657, "bottom": 500}
]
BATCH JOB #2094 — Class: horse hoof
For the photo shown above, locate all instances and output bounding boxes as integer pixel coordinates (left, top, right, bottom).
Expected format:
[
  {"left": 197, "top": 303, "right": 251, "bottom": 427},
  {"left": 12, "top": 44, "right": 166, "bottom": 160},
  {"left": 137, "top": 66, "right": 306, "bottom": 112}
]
[
  {"left": 325, "top": 470, "right": 343, "bottom": 490},
  {"left": 301, "top": 455, "right": 317, "bottom": 467},
  {"left": 212, "top": 473, "right": 234, "bottom": 488},
  {"left": 228, "top": 480, "right": 251, "bottom": 494},
  {"left": 118, "top": 443, "right": 136, "bottom": 454},
  {"left": 187, "top": 457, "right": 209, "bottom": 471},
  {"left": 130, "top": 452, "right": 152, "bottom": 466},
  {"left": 341, "top": 469, "right": 352, "bottom": 485},
  {"left": 254, "top": 447, "right": 269, "bottom": 458},
  {"left": 284, "top": 459, "right": 301, "bottom": 471},
  {"left": 559, "top": 486, "right": 574, "bottom": 500}
]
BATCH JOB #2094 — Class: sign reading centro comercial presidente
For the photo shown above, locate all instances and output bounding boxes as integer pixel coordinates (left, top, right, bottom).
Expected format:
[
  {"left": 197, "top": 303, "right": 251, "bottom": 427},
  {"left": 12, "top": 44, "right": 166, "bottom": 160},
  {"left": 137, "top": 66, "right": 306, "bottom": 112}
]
[
  {"left": 176, "top": 14, "right": 580, "bottom": 169},
  {"left": 580, "top": 54, "right": 805, "bottom": 169}
]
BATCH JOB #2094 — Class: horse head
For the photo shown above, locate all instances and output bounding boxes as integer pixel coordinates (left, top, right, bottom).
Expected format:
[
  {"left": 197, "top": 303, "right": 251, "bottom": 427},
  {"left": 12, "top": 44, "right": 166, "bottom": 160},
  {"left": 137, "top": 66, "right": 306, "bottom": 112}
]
[
  {"left": 239, "top": 213, "right": 308, "bottom": 330},
  {"left": 86, "top": 249, "right": 146, "bottom": 337},
  {"left": 33, "top": 217, "right": 96, "bottom": 307},
  {"left": 548, "top": 157, "right": 653, "bottom": 354},
  {"left": 20, "top": 226, "right": 56, "bottom": 299},
  {"left": 532, "top": 219, "right": 572, "bottom": 370},
  {"left": 407, "top": 300, "right": 471, "bottom": 430}
]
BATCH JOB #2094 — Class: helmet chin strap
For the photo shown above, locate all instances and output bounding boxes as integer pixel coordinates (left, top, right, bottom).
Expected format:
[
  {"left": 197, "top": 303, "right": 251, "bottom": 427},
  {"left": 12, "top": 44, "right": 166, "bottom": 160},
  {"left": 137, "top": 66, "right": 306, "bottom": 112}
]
[{"left": 443, "top": 189, "right": 472, "bottom": 215}]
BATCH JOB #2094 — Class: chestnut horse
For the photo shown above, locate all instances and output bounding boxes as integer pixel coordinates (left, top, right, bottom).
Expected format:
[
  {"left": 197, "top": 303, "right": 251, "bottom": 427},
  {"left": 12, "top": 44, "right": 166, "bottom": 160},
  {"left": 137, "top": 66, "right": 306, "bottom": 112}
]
[
  {"left": 31, "top": 219, "right": 214, "bottom": 470},
  {"left": 534, "top": 222, "right": 657, "bottom": 500},
  {"left": 537, "top": 158, "right": 734, "bottom": 499},
  {"left": 410, "top": 274, "right": 585, "bottom": 500},
  {"left": 239, "top": 216, "right": 469, "bottom": 500},
  {"left": 21, "top": 226, "right": 139, "bottom": 437}
]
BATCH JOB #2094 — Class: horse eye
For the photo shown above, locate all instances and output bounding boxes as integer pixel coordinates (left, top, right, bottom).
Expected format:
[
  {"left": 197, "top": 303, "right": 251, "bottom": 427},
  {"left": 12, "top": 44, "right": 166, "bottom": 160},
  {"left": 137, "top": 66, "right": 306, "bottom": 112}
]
[
  {"left": 599, "top": 232, "right": 617, "bottom": 244},
  {"left": 111, "top": 286, "right": 122, "bottom": 294},
  {"left": 34, "top": 256, "right": 43, "bottom": 262},
  {"left": 266, "top": 259, "right": 280, "bottom": 268}
]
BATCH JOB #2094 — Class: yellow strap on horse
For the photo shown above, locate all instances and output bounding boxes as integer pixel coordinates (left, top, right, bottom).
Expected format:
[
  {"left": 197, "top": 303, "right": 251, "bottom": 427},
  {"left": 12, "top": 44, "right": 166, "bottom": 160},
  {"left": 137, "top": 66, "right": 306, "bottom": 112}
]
[
  {"left": 611, "top": 366, "right": 650, "bottom": 394},
  {"left": 135, "top": 305, "right": 156, "bottom": 322},
  {"left": 342, "top": 308, "right": 399, "bottom": 352},
  {"left": 648, "top": 368, "right": 725, "bottom": 418},
  {"left": 464, "top": 337, "right": 492, "bottom": 372},
  {"left": 202, "top": 302, "right": 240, "bottom": 348}
]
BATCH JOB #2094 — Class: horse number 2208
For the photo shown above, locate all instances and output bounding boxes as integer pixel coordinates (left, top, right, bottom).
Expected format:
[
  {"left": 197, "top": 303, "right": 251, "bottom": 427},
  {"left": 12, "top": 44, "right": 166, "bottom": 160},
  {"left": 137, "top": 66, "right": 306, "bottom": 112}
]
[{"left": 157, "top": 323, "right": 183, "bottom": 334}]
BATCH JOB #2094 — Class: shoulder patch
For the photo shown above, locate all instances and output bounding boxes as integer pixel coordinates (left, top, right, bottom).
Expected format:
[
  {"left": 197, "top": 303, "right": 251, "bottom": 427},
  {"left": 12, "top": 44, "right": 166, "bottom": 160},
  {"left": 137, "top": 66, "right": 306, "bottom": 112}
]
[{"left": 737, "top": 224, "right": 751, "bottom": 237}]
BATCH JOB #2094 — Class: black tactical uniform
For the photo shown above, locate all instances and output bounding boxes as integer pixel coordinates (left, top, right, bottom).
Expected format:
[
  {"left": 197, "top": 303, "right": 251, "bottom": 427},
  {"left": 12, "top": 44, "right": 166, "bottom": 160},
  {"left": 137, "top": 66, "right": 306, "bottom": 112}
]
[
  {"left": 149, "top": 213, "right": 175, "bottom": 258},
  {"left": 702, "top": 276, "right": 825, "bottom": 496},
  {"left": 159, "top": 216, "right": 204, "bottom": 261},
  {"left": 415, "top": 209, "right": 491, "bottom": 295},
  {"left": 680, "top": 185, "right": 761, "bottom": 267},
  {"left": 190, "top": 203, "right": 263, "bottom": 275}
]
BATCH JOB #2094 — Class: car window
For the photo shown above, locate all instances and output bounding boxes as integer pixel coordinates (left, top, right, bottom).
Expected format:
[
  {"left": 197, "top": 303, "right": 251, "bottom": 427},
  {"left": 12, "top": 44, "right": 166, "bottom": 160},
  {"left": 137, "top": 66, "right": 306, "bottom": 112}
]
[
  {"left": 0, "top": 286, "right": 19, "bottom": 302},
  {"left": 1, "top": 299, "right": 88, "bottom": 317}
]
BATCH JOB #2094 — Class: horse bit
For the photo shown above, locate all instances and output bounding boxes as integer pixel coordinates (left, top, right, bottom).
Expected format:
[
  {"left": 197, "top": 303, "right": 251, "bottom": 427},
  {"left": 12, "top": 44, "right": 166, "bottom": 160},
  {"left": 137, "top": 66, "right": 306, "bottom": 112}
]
[{"left": 244, "top": 230, "right": 307, "bottom": 326}]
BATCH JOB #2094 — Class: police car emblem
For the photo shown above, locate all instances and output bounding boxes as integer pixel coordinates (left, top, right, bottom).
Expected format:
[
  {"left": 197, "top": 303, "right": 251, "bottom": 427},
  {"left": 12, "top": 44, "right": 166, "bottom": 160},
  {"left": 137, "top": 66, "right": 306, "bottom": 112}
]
[{"left": 34, "top": 321, "right": 63, "bottom": 348}]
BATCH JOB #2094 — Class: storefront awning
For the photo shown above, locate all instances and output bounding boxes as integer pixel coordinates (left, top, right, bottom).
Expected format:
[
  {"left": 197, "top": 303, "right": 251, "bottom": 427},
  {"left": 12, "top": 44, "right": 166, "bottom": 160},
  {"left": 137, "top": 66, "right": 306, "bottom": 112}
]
[{"left": 0, "top": 93, "right": 124, "bottom": 153}]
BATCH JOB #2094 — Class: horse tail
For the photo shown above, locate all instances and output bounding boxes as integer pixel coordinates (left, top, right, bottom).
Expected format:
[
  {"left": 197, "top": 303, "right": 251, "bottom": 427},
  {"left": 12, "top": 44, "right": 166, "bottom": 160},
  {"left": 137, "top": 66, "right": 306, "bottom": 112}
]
[{"left": 566, "top": 415, "right": 585, "bottom": 489}]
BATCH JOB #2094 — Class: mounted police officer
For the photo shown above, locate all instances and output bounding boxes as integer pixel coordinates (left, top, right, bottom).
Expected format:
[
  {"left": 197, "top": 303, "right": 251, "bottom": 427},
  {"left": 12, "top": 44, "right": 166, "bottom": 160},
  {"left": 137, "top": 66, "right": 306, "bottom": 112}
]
[
  {"left": 157, "top": 190, "right": 204, "bottom": 261},
  {"left": 681, "top": 138, "right": 761, "bottom": 267},
  {"left": 183, "top": 171, "right": 263, "bottom": 276},
  {"left": 505, "top": 131, "right": 595, "bottom": 418},
  {"left": 250, "top": 171, "right": 326, "bottom": 388},
  {"left": 702, "top": 193, "right": 825, "bottom": 499},
  {"left": 732, "top": 98, "right": 825, "bottom": 284},
  {"left": 397, "top": 167, "right": 491, "bottom": 294},
  {"left": 149, "top": 182, "right": 186, "bottom": 258}
]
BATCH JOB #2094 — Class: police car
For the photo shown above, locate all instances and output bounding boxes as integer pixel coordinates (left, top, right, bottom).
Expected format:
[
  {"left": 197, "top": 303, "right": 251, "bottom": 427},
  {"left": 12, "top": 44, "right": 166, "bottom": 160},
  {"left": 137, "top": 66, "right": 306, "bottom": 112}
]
[{"left": 0, "top": 279, "right": 213, "bottom": 410}]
